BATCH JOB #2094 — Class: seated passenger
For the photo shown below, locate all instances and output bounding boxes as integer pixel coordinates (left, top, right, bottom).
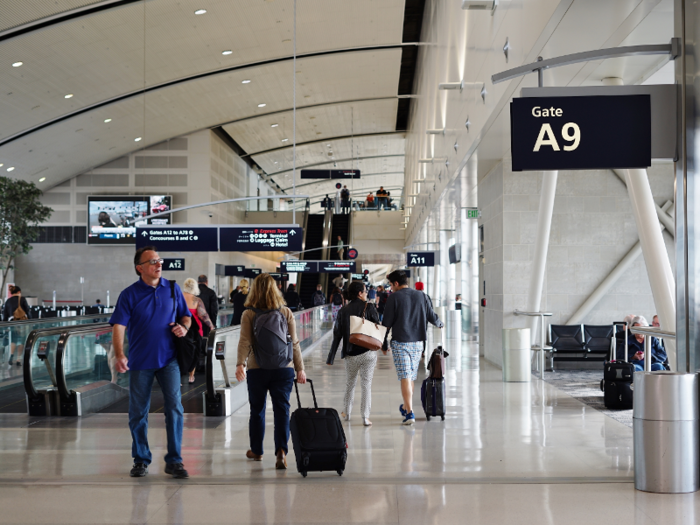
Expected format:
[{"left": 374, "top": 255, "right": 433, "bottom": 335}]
[
  {"left": 614, "top": 313, "right": 636, "bottom": 361},
  {"left": 628, "top": 316, "right": 667, "bottom": 371}
]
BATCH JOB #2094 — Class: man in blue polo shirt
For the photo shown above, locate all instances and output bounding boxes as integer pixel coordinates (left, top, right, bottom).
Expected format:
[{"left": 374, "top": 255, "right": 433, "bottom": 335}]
[{"left": 111, "top": 246, "right": 192, "bottom": 479}]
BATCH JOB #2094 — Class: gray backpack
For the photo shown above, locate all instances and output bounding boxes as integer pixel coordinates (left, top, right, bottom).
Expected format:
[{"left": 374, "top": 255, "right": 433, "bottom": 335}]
[{"left": 251, "top": 308, "right": 293, "bottom": 369}]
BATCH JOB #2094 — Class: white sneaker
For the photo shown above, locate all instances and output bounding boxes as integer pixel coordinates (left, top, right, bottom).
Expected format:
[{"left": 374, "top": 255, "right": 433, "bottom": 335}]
[{"left": 363, "top": 418, "right": 372, "bottom": 426}]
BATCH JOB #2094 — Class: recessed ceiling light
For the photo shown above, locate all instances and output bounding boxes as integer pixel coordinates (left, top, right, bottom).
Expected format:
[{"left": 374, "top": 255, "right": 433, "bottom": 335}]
[
  {"left": 104, "top": 118, "right": 112, "bottom": 123},
  {"left": 271, "top": 124, "right": 279, "bottom": 128},
  {"left": 281, "top": 138, "right": 289, "bottom": 142},
  {"left": 7, "top": 167, "right": 14, "bottom": 172},
  {"left": 12, "top": 62, "right": 22, "bottom": 67},
  {"left": 134, "top": 137, "right": 142, "bottom": 142},
  {"left": 257, "top": 103, "right": 266, "bottom": 108},
  {"left": 241, "top": 79, "right": 251, "bottom": 84},
  {"left": 222, "top": 50, "right": 232, "bottom": 55},
  {"left": 39, "top": 177, "right": 46, "bottom": 182},
  {"left": 194, "top": 9, "right": 207, "bottom": 15},
  {"left": 64, "top": 94, "right": 73, "bottom": 99},
  {"left": 0, "top": 164, "right": 3, "bottom": 167}
]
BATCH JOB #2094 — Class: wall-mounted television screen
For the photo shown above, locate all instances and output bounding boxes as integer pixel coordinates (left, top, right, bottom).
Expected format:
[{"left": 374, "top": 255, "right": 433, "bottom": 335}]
[{"left": 87, "top": 195, "right": 171, "bottom": 245}]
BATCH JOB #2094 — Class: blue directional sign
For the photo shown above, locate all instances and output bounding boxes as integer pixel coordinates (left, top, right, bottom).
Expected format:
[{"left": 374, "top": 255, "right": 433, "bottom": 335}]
[
  {"left": 136, "top": 227, "right": 218, "bottom": 252},
  {"left": 281, "top": 261, "right": 319, "bottom": 273},
  {"left": 220, "top": 226, "right": 303, "bottom": 252},
  {"left": 407, "top": 252, "right": 435, "bottom": 267},
  {"left": 162, "top": 258, "right": 185, "bottom": 271}
]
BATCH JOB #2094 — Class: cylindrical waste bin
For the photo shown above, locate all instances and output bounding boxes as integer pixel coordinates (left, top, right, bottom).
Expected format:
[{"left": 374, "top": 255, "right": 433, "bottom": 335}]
[
  {"left": 447, "top": 310, "right": 461, "bottom": 340},
  {"left": 634, "top": 371, "right": 699, "bottom": 493},
  {"left": 502, "top": 328, "right": 531, "bottom": 383}
]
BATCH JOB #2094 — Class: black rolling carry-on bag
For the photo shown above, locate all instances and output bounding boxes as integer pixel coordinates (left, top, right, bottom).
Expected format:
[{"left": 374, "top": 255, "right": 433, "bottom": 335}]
[
  {"left": 290, "top": 379, "right": 347, "bottom": 477},
  {"left": 601, "top": 361, "right": 635, "bottom": 410},
  {"left": 421, "top": 377, "right": 446, "bottom": 421}
]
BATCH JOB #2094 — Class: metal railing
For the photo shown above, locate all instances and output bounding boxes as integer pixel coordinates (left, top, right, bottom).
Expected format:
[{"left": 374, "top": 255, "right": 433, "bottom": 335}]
[
  {"left": 514, "top": 310, "right": 553, "bottom": 380},
  {"left": 629, "top": 326, "right": 675, "bottom": 373}
]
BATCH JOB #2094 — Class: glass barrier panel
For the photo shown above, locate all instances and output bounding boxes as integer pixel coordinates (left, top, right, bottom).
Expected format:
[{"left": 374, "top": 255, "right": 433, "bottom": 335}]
[
  {"left": 217, "top": 309, "right": 233, "bottom": 328},
  {"left": 63, "top": 328, "right": 130, "bottom": 392},
  {"left": 23, "top": 333, "right": 63, "bottom": 393}
]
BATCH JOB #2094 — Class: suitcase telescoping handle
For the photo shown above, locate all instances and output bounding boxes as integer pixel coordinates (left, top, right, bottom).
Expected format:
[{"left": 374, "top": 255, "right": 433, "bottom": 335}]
[{"left": 294, "top": 378, "right": 318, "bottom": 410}]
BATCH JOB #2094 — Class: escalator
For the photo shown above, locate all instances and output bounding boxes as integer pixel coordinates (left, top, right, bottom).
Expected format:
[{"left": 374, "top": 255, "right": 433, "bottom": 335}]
[
  {"left": 299, "top": 213, "right": 327, "bottom": 308},
  {"left": 330, "top": 214, "right": 350, "bottom": 261}
]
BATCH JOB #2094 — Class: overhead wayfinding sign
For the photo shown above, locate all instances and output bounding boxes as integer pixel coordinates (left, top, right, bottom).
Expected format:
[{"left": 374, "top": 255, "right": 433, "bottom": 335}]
[
  {"left": 220, "top": 226, "right": 303, "bottom": 252},
  {"left": 224, "top": 265, "right": 245, "bottom": 276},
  {"left": 300, "top": 169, "right": 361, "bottom": 179},
  {"left": 510, "top": 95, "right": 651, "bottom": 171},
  {"left": 281, "top": 261, "right": 318, "bottom": 273},
  {"left": 407, "top": 251, "right": 435, "bottom": 267},
  {"left": 320, "top": 261, "right": 356, "bottom": 273},
  {"left": 136, "top": 227, "right": 218, "bottom": 252}
]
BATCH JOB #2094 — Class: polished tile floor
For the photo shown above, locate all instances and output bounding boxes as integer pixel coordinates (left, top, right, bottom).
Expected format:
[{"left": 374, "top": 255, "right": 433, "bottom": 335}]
[{"left": 0, "top": 332, "right": 698, "bottom": 524}]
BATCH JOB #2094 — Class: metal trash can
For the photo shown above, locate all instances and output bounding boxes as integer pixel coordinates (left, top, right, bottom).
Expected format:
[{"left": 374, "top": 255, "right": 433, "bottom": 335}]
[
  {"left": 634, "top": 371, "right": 699, "bottom": 493},
  {"left": 447, "top": 310, "right": 461, "bottom": 340},
  {"left": 502, "top": 328, "right": 531, "bottom": 383}
]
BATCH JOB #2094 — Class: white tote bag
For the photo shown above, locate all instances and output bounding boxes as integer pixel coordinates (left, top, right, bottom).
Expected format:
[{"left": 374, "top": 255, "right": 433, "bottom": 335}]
[{"left": 349, "top": 303, "right": 387, "bottom": 351}]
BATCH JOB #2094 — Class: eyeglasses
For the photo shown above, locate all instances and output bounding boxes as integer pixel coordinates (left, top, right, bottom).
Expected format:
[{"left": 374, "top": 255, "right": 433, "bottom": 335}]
[{"left": 137, "top": 258, "right": 164, "bottom": 266}]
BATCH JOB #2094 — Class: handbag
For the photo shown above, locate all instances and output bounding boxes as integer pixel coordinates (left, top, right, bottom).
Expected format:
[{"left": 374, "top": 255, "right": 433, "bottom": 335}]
[{"left": 348, "top": 303, "right": 387, "bottom": 351}]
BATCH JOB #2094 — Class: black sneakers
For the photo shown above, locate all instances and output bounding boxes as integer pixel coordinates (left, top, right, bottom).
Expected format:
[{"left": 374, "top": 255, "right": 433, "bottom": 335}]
[
  {"left": 130, "top": 462, "right": 148, "bottom": 477},
  {"left": 164, "top": 462, "right": 189, "bottom": 479}
]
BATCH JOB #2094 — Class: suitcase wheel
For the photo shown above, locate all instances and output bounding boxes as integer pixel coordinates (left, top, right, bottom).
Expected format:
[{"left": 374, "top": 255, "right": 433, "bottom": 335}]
[
  {"left": 440, "top": 415, "right": 445, "bottom": 421},
  {"left": 426, "top": 415, "right": 431, "bottom": 421},
  {"left": 337, "top": 469, "right": 343, "bottom": 476},
  {"left": 600, "top": 379, "right": 605, "bottom": 392},
  {"left": 301, "top": 471, "right": 307, "bottom": 478}
]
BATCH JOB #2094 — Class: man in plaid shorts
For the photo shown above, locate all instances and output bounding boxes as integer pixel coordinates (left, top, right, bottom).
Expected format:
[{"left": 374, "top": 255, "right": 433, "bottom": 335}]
[{"left": 381, "top": 270, "right": 443, "bottom": 424}]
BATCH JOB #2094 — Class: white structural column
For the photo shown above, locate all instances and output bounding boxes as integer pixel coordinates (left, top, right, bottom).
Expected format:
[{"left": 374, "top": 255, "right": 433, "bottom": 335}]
[
  {"left": 623, "top": 168, "right": 677, "bottom": 363},
  {"left": 526, "top": 170, "right": 558, "bottom": 344}
]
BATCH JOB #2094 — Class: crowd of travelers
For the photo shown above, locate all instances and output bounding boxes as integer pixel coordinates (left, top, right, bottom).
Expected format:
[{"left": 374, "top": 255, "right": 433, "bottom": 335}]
[{"left": 320, "top": 185, "right": 397, "bottom": 212}]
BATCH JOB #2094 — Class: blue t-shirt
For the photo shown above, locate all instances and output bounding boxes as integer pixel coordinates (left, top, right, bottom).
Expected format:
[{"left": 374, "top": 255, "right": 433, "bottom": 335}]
[
  {"left": 367, "top": 289, "right": 376, "bottom": 300},
  {"left": 109, "top": 278, "right": 190, "bottom": 371}
]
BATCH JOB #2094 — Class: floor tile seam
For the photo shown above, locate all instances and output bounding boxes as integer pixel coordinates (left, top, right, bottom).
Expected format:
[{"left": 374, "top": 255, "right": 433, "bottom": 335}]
[
  {"left": 0, "top": 476, "right": 635, "bottom": 487},
  {"left": 145, "top": 485, "right": 184, "bottom": 525}
]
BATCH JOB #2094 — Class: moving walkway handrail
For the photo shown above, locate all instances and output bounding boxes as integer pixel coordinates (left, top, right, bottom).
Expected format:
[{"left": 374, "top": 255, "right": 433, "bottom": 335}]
[
  {"left": 205, "top": 305, "right": 330, "bottom": 399},
  {"left": 1, "top": 312, "right": 108, "bottom": 328},
  {"left": 23, "top": 325, "right": 77, "bottom": 400},
  {"left": 54, "top": 323, "right": 112, "bottom": 402},
  {"left": 630, "top": 326, "right": 676, "bottom": 373}
]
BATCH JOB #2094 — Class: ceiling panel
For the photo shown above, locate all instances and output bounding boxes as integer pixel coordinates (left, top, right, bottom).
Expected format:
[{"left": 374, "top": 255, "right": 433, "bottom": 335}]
[
  {"left": 0, "top": 0, "right": 404, "bottom": 143},
  {"left": 253, "top": 133, "right": 406, "bottom": 175},
  {"left": 221, "top": 98, "right": 399, "bottom": 154},
  {"left": 0, "top": 0, "right": 104, "bottom": 32},
  {"left": 0, "top": 49, "right": 402, "bottom": 189}
]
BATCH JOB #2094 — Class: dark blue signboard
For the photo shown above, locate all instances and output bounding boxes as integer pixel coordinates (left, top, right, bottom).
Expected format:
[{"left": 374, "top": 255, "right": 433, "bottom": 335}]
[
  {"left": 162, "top": 258, "right": 185, "bottom": 271},
  {"left": 300, "top": 169, "right": 361, "bottom": 179},
  {"left": 269, "top": 273, "right": 289, "bottom": 281},
  {"left": 224, "top": 265, "right": 245, "bottom": 276},
  {"left": 407, "top": 252, "right": 435, "bottom": 267},
  {"left": 281, "top": 261, "right": 319, "bottom": 273},
  {"left": 510, "top": 95, "right": 651, "bottom": 171},
  {"left": 319, "top": 261, "right": 355, "bottom": 273},
  {"left": 220, "top": 226, "right": 303, "bottom": 252},
  {"left": 244, "top": 268, "right": 262, "bottom": 278},
  {"left": 136, "top": 227, "right": 218, "bottom": 252}
]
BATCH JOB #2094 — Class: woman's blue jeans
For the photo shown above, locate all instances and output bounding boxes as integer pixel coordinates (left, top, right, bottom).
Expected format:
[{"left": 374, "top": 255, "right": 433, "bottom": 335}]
[
  {"left": 246, "top": 367, "right": 295, "bottom": 456},
  {"left": 633, "top": 363, "right": 665, "bottom": 372}
]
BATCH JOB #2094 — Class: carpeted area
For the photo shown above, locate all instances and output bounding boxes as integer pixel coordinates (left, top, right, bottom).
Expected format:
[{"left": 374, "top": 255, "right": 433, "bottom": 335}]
[{"left": 539, "top": 369, "right": 633, "bottom": 428}]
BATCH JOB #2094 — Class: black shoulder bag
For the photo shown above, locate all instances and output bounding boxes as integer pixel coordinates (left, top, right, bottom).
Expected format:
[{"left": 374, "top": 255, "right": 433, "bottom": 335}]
[{"left": 170, "top": 280, "right": 199, "bottom": 375}]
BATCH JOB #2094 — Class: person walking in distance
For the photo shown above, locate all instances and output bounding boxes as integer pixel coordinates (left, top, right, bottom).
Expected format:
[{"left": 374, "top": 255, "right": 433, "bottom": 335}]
[
  {"left": 235, "top": 274, "right": 306, "bottom": 469},
  {"left": 182, "top": 278, "right": 214, "bottom": 384},
  {"left": 326, "top": 281, "right": 381, "bottom": 426},
  {"left": 3, "top": 285, "right": 30, "bottom": 366},
  {"left": 336, "top": 235, "right": 345, "bottom": 260},
  {"left": 197, "top": 275, "right": 218, "bottom": 333},
  {"left": 381, "top": 270, "right": 443, "bottom": 425},
  {"left": 110, "top": 246, "right": 192, "bottom": 479},
  {"left": 312, "top": 284, "right": 326, "bottom": 306}
]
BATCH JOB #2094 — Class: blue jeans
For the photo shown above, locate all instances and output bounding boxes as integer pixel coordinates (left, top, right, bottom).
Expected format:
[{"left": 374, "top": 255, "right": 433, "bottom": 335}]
[
  {"left": 129, "top": 359, "right": 183, "bottom": 465},
  {"left": 633, "top": 362, "right": 665, "bottom": 372},
  {"left": 377, "top": 197, "right": 387, "bottom": 209},
  {"left": 246, "top": 367, "right": 295, "bottom": 456}
]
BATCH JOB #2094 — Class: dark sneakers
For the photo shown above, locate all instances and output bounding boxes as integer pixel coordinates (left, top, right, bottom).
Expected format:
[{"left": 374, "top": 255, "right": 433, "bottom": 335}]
[
  {"left": 164, "top": 462, "right": 189, "bottom": 479},
  {"left": 130, "top": 463, "right": 148, "bottom": 477}
]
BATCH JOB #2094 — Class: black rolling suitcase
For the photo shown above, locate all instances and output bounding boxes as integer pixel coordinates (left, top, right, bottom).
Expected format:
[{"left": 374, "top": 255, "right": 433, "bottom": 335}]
[
  {"left": 600, "top": 361, "right": 635, "bottom": 409},
  {"left": 421, "top": 346, "right": 448, "bottom": 421},
  {"left": 290, "top": 379, "right": 347, "bottom": 478}
]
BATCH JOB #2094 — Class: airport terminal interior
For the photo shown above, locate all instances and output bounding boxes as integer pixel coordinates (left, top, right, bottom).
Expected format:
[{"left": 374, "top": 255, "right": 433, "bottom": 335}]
[{"left": 1, "top": 0, "right": 700, "bottom": 523}]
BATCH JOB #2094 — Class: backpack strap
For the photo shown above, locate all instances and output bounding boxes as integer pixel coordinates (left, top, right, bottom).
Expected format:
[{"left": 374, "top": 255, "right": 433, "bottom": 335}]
[{"left": 169, "top": 280, "right": 178, "bottom": 324}]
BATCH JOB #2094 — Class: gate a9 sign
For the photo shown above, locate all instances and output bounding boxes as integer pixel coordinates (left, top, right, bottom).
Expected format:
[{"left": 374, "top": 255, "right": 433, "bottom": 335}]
[{"left": 510, "top": 95, "right": 651, "bottom": 172}]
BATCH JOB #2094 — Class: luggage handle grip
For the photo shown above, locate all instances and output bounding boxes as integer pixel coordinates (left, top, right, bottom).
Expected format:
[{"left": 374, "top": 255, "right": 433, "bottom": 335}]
[{"left": 294, "top": 378, "right": 318, "bottom": 410}]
